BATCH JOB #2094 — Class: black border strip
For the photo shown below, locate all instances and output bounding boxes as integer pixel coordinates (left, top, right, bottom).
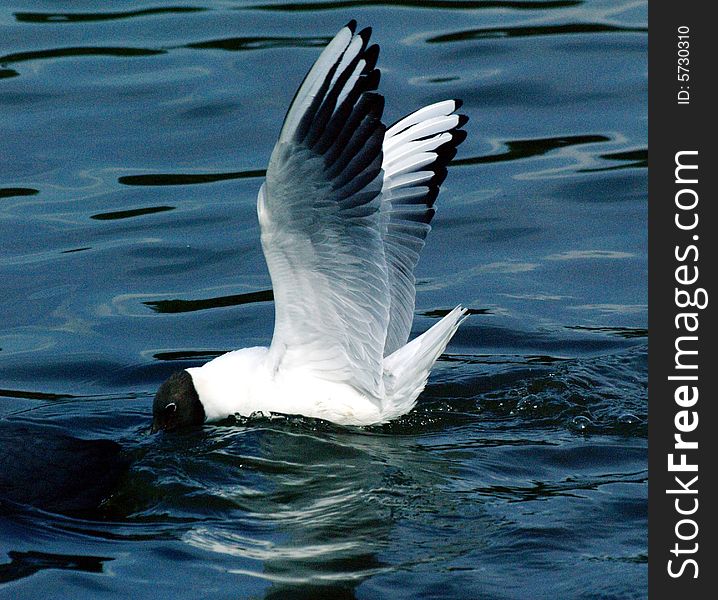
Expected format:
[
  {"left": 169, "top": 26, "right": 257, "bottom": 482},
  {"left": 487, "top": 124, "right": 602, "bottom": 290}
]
[{"left": 649, "top": 2, "right": 716, "bottom": 596}]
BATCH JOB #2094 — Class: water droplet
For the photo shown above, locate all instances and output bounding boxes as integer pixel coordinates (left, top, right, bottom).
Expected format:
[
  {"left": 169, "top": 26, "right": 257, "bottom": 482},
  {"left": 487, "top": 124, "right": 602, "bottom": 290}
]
[
  {"left": 570, "top": 415, "right": 593, "bottom": 432},
  {"left": 517, "top": 394, "right": 541, "bottom": 411}
]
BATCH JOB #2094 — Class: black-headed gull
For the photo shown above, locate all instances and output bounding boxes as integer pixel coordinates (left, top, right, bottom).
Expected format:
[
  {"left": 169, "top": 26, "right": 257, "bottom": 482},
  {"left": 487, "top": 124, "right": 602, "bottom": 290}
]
[{"left": 152, "top": 21, "right": 468, "bottom": 431}]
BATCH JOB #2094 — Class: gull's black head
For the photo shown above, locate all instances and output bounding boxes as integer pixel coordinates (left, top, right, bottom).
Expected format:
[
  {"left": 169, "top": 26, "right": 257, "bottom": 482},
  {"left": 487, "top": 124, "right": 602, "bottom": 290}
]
[{"left": 152, "top": 370, "right": 205, "bottom": 432}]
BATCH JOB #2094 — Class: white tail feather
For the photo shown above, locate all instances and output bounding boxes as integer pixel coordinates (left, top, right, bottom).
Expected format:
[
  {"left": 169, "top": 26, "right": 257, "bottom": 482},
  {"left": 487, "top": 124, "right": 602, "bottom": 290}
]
[{"left": 380, "top": 306, "right": 468, "bottom": 421}]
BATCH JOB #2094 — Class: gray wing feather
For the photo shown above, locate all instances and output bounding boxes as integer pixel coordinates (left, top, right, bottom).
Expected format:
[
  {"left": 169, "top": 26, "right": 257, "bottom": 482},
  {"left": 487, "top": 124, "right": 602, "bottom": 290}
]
[{"left": 259, "top": 22, "right": 389, "bottom": 398}]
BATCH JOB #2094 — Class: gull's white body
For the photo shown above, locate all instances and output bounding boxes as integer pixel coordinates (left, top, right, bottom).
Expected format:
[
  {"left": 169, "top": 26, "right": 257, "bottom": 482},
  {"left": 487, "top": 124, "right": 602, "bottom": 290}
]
[
  {"left": 181, "top": 22, "right": 468, "bottom": 426},
  {"left": 189, "top": 347, "right": 381, "bottom": 425},
  {"left": 188, "top": 305, "right": 465, "bottom": 426}
]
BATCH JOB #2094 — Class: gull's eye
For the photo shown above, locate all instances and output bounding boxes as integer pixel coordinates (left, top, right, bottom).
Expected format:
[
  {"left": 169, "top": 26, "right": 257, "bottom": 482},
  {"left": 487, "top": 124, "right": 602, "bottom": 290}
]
[{"left": 165, "top": 402, "right": 177, "bottom": 414}]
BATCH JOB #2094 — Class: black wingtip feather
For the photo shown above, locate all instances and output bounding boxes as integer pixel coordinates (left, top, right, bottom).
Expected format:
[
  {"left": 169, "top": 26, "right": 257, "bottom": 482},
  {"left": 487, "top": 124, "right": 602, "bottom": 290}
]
[
  {"left": 431, "top": 165, "right": 449, "bottom": 188},
  {"left": 425, "top": 185, "right": 440, "bottom": 209},
  {"left": 397, "top": 207, "right": 436, "bottom": 224},
  {"left": 427, "top": 126, "right": 467, "bottom": 186},
  {"left": 333, "top": 153, "right": 384, "bottom": 200},
  {"left": 457, "top": 113, "right": 469, "bottom": 128},
  {"left": 453, "top": 98, "right": 464, "bottom": 110},
  {"left": 432, "top": 129, "right": 465, "bottom": 168},
  {"left": 345, "top": 20, "right": 357, "bottom": 33},
  {"left": 363, "top": 44, "right": 380, "bottom": 72},
  {"left": 449, "top": 128, "right": 468, "bottom": 146},
  {"left": 325, "top": 91, "right": 385, "bottom": 176},
  {"left": 358, "top": 26, "right": 373, "bottom": 44},
  {"left": 363, "top": 90, "right": 385, "bottom": 112},
  {"left": 320, "top": 85, "right": 383, "bottom": 164},
  {"left": 438, "top": 145, "right": 459, "bottom": 165},
  {"left": 363, "top": 67, "right": 381, "bottom": 91}
]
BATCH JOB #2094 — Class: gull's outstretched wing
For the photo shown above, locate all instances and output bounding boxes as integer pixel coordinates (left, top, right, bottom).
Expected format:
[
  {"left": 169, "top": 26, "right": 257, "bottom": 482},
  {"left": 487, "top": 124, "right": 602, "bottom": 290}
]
[
  {"left": 258, "top": 22, "right": 389, "bottom": 398},
  {"left": 380, "top": 100, "right": 467, "bottom": 356}
]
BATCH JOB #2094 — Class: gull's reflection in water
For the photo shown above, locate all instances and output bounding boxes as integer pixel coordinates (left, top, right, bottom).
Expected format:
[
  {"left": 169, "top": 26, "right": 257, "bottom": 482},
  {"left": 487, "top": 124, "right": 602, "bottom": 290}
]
[{"left": 175, "top": 417, "right": 487, "bottom": 599}]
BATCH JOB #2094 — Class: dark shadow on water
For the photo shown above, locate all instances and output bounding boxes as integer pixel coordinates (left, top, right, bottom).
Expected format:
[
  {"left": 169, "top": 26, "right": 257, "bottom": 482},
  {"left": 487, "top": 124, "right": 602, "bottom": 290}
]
[
  {"left": 0, "top": 423, "right": 130, "bottom": 517},
  {"left": 186, "top": 36, "right": 331, "bottom": 52},
  {"left": 0, "top": 187, "right": 38, "bottom": 198},
  {"left": 0, "top": 388, "right": 76, "bottom": 401},
  {"left": 90, "top": 206, "right": 175, "bottom": 221},
  {"left": 439, "top": 354, "right": 570, "bottom": 366},
  {"left": 565, "top": 325, "right": 647, "bottom": 339},
  {"left": 153, "top": 350, "right": 226, "bottom": 361},
  {"left": 14, "top": 7, "right": 205, "bottom": 24},
  {"left": 0, "top": 550, "right": 113, "bottom": 584},
  {"left": 426, "top": 22, "right": 647, "bottom": 43},
  {"left": 0, "top": 47, "right": 165, "bottom": 65},
  {"left": 145, "top": 289, "right": 274, "bottom": 313},
  {"left": 61, "top": 246, "right": 92, "bottom": 254},
  {"left": 118, "top": 170, "right": 265, "bottom": 186},
  {"left": 248, "top": 0, "right": 581, "bottom": 12},
  {"left": 422, "top": 307, "right": 491, "bottom": 317}
]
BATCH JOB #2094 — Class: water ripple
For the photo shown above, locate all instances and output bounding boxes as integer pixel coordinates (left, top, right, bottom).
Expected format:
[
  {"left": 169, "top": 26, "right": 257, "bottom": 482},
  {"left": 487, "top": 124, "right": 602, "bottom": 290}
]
[
  {"left": 13, "top": 7, "right": 206, "bottom": 24},
  {"left": 0, "top": 47, "right": 166, "bottom": 65},
  {"left": 426, "top": 22, "right": 647, "bottom": 43},
  {"left": 186, "top": 36, "right": 331, "bottom": 52},
  {"left": 453, "top": 134, "right": 611, "bottom": 166},
  {"left": 248, "top": 0, "right": 582, "bottom": 12},
  {"left": 579, "top": 148, "right": 647, "bottom": 172}
]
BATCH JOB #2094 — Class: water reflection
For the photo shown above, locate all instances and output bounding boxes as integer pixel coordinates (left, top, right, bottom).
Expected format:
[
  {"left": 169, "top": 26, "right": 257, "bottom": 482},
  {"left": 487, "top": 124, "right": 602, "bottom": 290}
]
[{"left": 135, "top": 421, "right": 492, "bottom": 598}]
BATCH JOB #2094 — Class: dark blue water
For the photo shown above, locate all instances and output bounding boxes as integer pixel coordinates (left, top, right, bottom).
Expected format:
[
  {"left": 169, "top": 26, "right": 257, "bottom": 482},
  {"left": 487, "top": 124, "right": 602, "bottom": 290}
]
[{"left": 1, "top": 1, "right": 646, "bottom": 597}]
